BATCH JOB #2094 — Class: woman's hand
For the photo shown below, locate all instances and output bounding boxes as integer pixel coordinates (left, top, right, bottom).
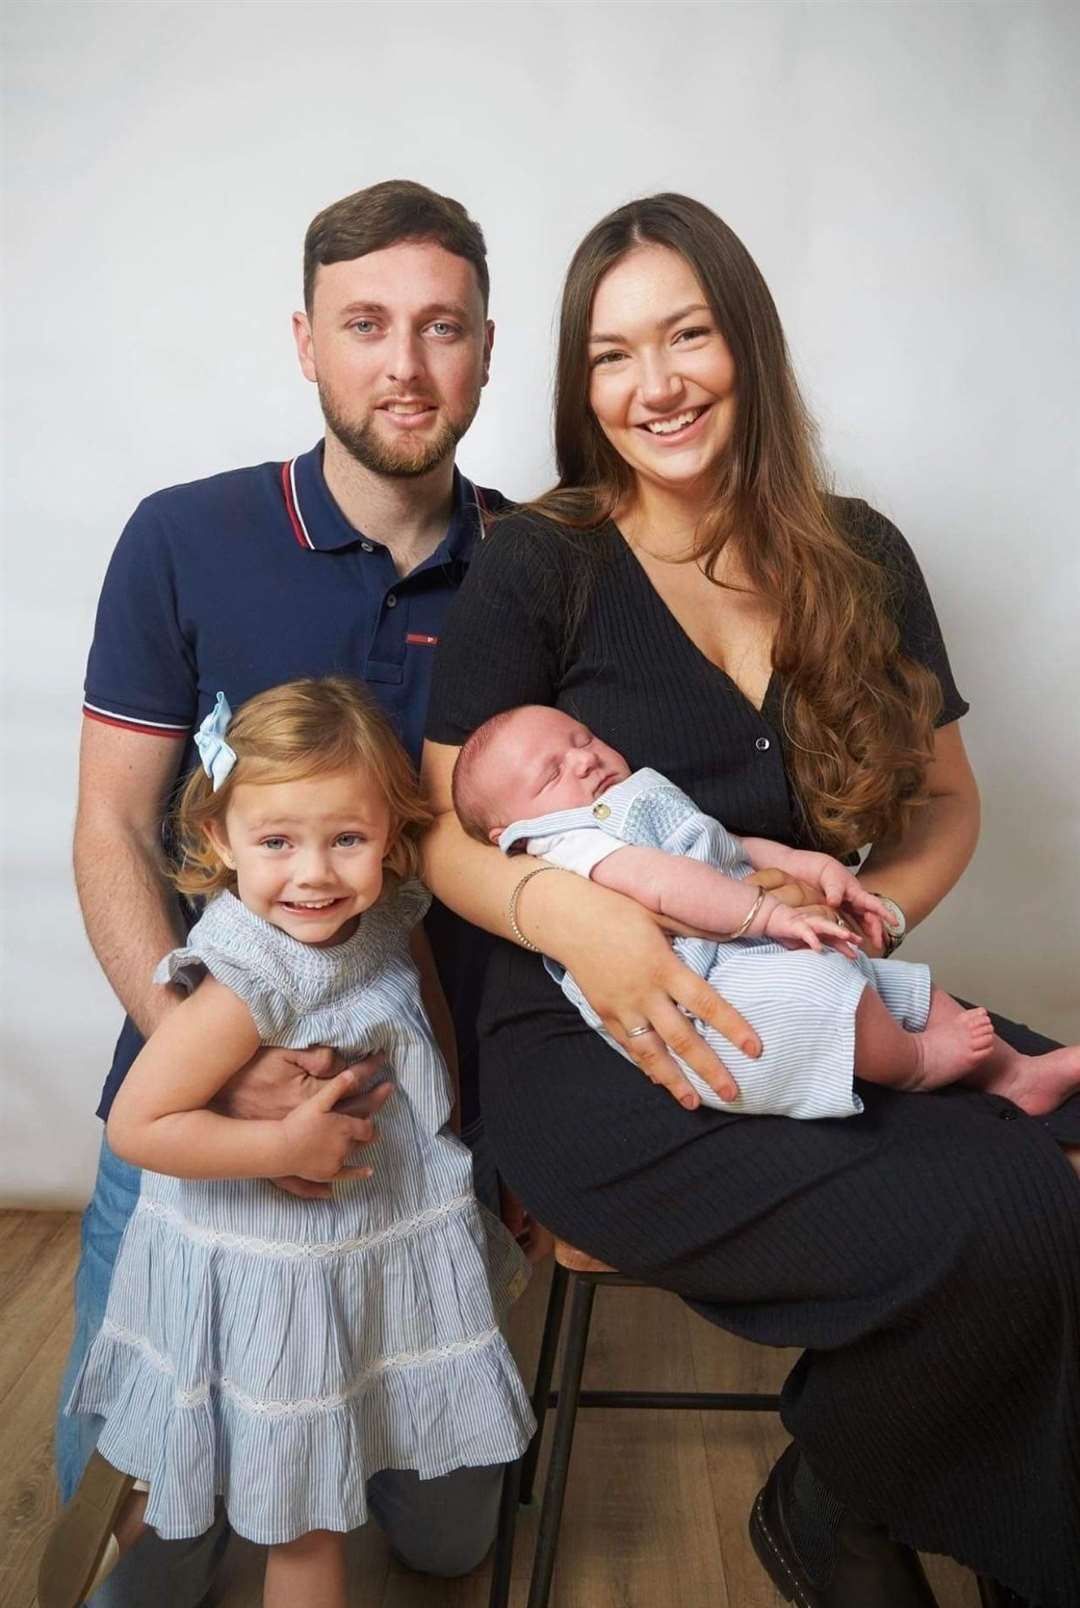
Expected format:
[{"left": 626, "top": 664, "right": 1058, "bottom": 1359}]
[
  {"left": 747, "top": 865, "right": 886, "bottom": 957},
  {"left": 834, "top": 906, "right": 887, "bottom": 959},
  {"left": 551, "top": 892, "right": 762, "bottom": 1110},
  {"left": 745, "top": 866, "right": 824, "bottom": 906},
  {"left": 772, "top": 852, "right": 891, "bottom": 947}
]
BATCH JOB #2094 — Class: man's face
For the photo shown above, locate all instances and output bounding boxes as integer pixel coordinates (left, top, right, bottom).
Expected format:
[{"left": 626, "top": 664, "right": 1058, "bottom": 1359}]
[{"left": 293, "top": 241, "right": 493, "bottom": 478}]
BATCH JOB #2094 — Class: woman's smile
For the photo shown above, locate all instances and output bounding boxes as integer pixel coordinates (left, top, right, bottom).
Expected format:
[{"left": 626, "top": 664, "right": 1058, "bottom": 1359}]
[
  {"left": 588, "top": 243, "right": 737, "bottom": 496},
  {"left": 636, "top": 402, "right": 713, "bottom": 444}
]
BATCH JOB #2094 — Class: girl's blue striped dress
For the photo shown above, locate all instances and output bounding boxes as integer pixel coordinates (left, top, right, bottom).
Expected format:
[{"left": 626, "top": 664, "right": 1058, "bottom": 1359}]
[
  {"left": 66, "top": 882, "right": 534, "bottom": 1545},
  {"left": 500, "top": 768, "right": 932, "bottom": 1121}
]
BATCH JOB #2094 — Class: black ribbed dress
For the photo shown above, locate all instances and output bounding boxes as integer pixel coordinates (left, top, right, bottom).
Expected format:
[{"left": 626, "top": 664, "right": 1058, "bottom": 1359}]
[{"left": 426, "top": 499, "right": 1080, "bottom": 1606}]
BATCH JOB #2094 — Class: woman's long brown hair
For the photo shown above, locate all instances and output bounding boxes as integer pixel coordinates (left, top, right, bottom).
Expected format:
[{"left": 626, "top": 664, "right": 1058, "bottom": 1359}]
[{"left": 528, "top": 193, "right": 941, "bottom": 855}]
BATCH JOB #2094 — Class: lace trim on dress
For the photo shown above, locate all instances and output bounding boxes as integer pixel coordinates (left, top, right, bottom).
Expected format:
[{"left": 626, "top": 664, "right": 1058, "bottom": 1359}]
[
  {"left": 99, "top": 1317, "right": 505, "bottom": 1417},
  {"left": 136, "top": 1192, "right": 474, "bottom": 1259}
]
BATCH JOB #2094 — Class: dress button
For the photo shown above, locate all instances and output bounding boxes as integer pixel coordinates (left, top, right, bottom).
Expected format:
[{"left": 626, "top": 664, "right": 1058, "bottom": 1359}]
[
  {"left": 755, "top": 736, "right": 771, "bottom": 751},
  {"left": 592, "top": 802, "right": 611, "bottom": 820},
  {"left": 360, "top": 541, "right": 374, "bottom": 553},
  {"left": 386, "top": 594, "right": 397, "bottom": 608}
]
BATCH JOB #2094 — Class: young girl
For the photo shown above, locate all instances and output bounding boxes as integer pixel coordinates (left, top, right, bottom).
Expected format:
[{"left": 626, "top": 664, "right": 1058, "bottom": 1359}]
[{"left": 41, "top": 677, "right": 533, "bottom": 1608}]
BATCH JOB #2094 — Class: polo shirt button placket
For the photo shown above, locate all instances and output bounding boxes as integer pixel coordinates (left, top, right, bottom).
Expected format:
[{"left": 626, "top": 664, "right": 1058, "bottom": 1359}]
[{"left": 386, "top": 594, "right": 397, "bottom": 609}]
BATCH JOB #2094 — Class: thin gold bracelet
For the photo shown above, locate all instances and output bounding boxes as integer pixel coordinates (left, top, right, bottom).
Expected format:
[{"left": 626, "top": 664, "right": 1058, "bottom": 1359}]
[
  {"left": 507, "top": 864, "right": 559, "bottom": 952},
  {"left": 722, "top": 885, "right": 767, "bottom": 941}
]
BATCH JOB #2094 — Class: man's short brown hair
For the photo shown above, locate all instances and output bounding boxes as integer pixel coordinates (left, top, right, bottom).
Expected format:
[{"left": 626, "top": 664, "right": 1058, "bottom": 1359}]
[{"left": 303, "top": 179, "right": 489, "bottom": 313}]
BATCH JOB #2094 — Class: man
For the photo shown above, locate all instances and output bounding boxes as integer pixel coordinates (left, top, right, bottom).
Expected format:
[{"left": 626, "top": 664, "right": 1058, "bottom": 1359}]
[{"left": 59, "top": 179, "right": 508, "bottom": 1606}]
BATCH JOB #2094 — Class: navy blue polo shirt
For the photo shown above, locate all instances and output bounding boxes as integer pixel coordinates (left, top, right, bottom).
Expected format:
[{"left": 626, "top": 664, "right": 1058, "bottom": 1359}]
[{"left": 85, "top": 441, "right": 503, "bottom": 1120}]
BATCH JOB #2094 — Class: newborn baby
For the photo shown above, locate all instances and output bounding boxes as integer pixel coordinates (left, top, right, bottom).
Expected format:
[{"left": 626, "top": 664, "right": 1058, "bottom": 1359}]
[{"left": 453, "top": 705, "right": 1080, "bottom": 1119}]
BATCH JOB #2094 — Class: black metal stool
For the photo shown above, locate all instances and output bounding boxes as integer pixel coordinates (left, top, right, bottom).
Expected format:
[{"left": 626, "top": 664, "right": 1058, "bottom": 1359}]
[{"left": 488, "top": 1240, "right": 782, "bottom": 1608}]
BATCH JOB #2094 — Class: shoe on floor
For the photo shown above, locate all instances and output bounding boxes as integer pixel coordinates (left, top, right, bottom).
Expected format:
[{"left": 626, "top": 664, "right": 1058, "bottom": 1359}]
[
  {"left": 38, "top": 1450, "right": 137, "bottom": 1608},
  {"left": 749, "top": 1441, "right": 940, "bottom": 1607}
]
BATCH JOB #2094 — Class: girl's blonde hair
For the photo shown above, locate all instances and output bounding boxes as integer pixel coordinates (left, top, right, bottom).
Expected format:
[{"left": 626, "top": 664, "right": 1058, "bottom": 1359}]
[{"left": 173, "top": 677, "right": 432, "bottom": 898}]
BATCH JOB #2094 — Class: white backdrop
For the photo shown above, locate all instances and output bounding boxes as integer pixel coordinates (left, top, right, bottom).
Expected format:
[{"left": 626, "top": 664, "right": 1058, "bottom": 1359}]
[{"left": 3, "top": 1, "right": 1078, "bottom": 1207}]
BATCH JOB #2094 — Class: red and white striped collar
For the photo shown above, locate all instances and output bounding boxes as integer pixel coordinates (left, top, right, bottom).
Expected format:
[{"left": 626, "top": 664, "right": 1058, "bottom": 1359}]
[{"left": 281, "top": 442, "right": 488, "bottom": 556}]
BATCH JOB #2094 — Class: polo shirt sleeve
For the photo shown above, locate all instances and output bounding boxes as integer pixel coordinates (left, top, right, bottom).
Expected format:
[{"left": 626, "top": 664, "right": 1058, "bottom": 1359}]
[
  {"left": 83, "top": 496, "right": 196, "bottom": 737},
  {"left": 426, "top": 514, "right": 572, "bottom": 745}
]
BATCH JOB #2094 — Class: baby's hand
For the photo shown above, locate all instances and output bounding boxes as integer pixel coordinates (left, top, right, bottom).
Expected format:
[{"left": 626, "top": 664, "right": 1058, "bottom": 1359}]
[
  {"left": 278, "top": 1069, "right": 377, "bottom": 1184},
  {"left": 801, "top": 858, "right": 889, "bottom": 948},
  {"left": 763, "top": 903, "right": 863, "bottom": 958}
]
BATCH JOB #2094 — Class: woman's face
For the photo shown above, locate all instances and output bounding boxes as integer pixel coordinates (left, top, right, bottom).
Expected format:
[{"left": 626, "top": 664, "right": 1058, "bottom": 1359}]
[{"left": 587, "top": 243, "right": 737, "bottom": 501}]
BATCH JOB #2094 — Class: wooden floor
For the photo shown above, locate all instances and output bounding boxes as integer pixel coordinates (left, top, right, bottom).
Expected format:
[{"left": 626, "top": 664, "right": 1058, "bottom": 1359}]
[{"left": 0, "top": 1209, "right": 980, "bottom": 1608}]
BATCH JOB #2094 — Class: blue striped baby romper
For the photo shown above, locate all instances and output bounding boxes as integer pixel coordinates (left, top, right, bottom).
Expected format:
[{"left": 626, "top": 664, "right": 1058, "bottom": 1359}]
[
  {"left": 66, "top": 882, "right": 534, "bottom": 1545},
  {"left": 500, "top": 768, "right": 931, "bottom": 1120}
]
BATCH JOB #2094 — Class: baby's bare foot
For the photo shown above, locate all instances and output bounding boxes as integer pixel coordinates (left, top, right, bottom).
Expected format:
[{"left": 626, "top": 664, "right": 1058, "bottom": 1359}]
[
  {"left": 976, "top": 1043, "right": 1080, "bottom": 1117},
  {"left": 910, "top": 1007, "right": 995, "bottom": 1090}
]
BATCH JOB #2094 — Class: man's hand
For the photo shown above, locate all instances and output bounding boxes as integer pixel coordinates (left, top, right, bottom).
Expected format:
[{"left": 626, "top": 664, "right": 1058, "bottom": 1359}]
[
  {"left": 212, "top": 1044, "right": 387, "bottom": 1118},
  {"left": 212, "top": 1044, "right": 393, "bottom": 1200},
  {"left": 277, "top": 1069, "right": 380, "bottom": 1184}
]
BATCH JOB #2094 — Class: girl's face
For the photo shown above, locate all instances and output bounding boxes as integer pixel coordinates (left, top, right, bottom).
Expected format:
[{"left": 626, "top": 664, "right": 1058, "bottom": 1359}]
[
  {"left": 587, "top": 243, "right": 737, "bottom": 502},
  {"left": 208, "top": 768, "right": 393, "bottom": 947}
]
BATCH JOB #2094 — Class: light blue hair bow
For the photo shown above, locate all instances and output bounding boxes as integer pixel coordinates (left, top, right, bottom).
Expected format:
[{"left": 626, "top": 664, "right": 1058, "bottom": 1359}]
[{"left": 194, "top": 692, "right": 237, "bottom": 790}]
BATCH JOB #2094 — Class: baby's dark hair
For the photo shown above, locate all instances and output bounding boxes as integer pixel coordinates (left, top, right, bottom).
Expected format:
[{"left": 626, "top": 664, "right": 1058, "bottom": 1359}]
[{"left": 452, "top": 706, "right": 536, "bottom": 843}]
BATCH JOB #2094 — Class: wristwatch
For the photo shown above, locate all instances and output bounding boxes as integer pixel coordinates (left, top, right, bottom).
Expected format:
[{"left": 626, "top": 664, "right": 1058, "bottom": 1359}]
[{"left": 867, "top": 893, "right": 907, "bottom": 956}]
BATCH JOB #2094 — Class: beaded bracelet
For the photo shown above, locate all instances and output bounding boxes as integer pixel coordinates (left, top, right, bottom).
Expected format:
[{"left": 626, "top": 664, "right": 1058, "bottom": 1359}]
[{"left": 507, "top": 864, "right": 559, "bottom": 952}]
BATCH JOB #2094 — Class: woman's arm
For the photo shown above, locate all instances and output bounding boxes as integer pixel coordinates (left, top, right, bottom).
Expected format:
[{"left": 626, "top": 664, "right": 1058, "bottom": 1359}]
[
  {"left": 857, "top": 720, "right": 980, "bottom": 938},
  {"left": 744, "top": 723, "right": 980, "bottom": 955},
  {"left": 107, "top": 978, "right": 374, "bottom": 1182},
  {"left": 421, "top": 741, "right": 761, "bottom": 1110}
]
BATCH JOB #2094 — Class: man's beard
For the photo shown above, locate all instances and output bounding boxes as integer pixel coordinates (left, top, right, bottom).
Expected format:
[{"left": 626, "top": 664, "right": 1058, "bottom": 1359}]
[{"left": 319, "top": 384, "right": 479, "bottom": 479}]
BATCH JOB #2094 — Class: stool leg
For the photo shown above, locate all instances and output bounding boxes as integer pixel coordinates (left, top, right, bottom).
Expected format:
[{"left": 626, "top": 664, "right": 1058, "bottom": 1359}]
[
  {"left": 488, "top": 1454, "right": 523, "bottom": 1608},
  {"left": 527, "top": 1275, "right": 597, "bottom": 1608},
  {"left": 521, "top": 1261, "right": 570, "bottom": 1505}
]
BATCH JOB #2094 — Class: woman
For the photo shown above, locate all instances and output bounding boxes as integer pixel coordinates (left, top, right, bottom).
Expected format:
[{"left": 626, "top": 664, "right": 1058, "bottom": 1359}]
[{"left": 420, "top": 195, "right": 1080, "bottom": 1608}]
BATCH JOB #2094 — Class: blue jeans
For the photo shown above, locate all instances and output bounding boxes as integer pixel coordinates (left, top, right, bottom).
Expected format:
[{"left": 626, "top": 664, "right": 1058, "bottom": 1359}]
[{"left": 55, "top": 1134, "right": 503, "bottom": 1606}]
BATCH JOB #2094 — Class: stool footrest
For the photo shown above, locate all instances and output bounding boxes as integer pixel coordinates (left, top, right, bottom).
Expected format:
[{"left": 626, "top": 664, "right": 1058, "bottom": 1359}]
[{"left": 547, "top": 1389, "right": 781, "bottom": 1411}]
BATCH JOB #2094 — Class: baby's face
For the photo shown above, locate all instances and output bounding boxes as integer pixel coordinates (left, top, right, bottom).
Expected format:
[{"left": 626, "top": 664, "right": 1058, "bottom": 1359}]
[{"left": 483, "top": 708, "right": 630, "bottom": 838}]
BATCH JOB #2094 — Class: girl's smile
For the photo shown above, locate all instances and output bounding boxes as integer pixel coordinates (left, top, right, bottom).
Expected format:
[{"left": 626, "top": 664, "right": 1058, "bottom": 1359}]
[{"left": 208, "top": 770, "right": 394, "bottom": 947}]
